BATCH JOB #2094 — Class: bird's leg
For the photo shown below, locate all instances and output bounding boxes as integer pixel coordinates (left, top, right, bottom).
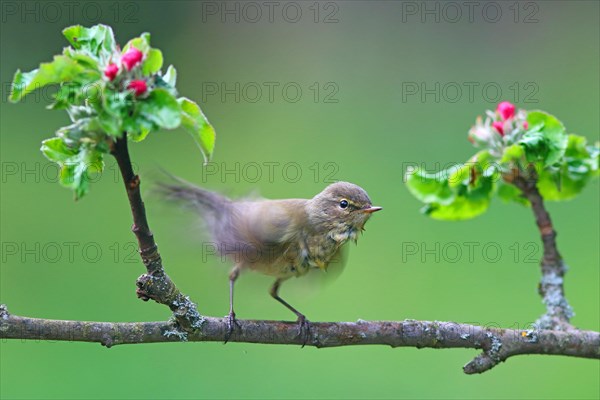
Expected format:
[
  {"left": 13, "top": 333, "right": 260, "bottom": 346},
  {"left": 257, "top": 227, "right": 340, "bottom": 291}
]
[
  {"left": 224, "top": 266, "right": 241, "bottom": 343},
  {"left": 269, "top": 278, "right": 311, "bottom": 347}
]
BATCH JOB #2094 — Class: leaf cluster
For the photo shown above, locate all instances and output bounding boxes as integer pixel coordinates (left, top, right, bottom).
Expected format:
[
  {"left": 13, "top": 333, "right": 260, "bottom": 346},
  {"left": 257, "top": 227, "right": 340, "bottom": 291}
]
[
  {"left": 406, "top": 111, "right": 598, "bottom": 220},
  {"left": 9, "top": 24, "right": 215, "bottom": 199}
]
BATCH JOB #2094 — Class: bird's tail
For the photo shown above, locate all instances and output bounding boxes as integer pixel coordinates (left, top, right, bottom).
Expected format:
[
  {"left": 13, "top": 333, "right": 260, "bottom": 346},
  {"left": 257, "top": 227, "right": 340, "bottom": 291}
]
[{"left": 152, "top": 172, "right": 230, "bottom": 214}]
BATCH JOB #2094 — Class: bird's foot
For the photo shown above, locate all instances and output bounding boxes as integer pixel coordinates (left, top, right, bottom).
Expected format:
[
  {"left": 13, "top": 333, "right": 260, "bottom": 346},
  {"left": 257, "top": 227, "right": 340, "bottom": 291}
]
[
  {"left": 224, "top": 311, "right": 240, "bottom": 344},
  {"left": 296, "top": 314, "right": 312, "bottom": 347}
]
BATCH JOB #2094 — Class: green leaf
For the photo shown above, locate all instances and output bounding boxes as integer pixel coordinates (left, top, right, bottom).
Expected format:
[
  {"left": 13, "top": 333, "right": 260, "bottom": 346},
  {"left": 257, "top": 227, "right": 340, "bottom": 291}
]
[
  {"left": 142, "top": 49, "right": 163, "bottom": 75},
  {"left": 122, "top": 32, "right": 151, "bottom": 54},
  {"left": 501, "top": 144, "right": 525, "bottom": 164},
  {"left": 66, "top": 105, "right": 95, "bottom": 122},
  {"left": 520, "top": 130, "right": 548, "bottom": 162},
  {"left": 522, "top": 111, "right": 568, "bottom": 166},
  {"left": 424, "top": 192, "right": 491, "bottom": 220},
  {"left": 565, "top": 134, "right": 595, "bottom": 160},
  {"left": 62, "top": 47, "right": 99, "bottom": 70},
  {"left": 62, "top": 145, "right": 104, "bottom": 200},
  {"left": 56, "top": 117, "right": 104, "bottom": 148},
  {"left": 9, "top": 56, "right": 86, "bottom": 102},
  {"left": 406, "top": 156, "right": 496, "bottom": 221},
  {"left": 421, "top": 174, "right": 494, "bottom": 221},
  {"left": 497, "top": 181, "right": 529, "bottom": 205},
  {"left": 122, "top": 115, "right": 156, "bottom": 138},
  {"left": 94, "top": 88, "right": 132, "bottom": 136},
  {"left": 41, "top": 137, "right": 77, "bottom": 162},
  {"left": 48, "top": 82, "right": 80, "bottom": 109},
  {"left": 163, "top": 65, "right": 177, "bottom": 87},
  {"left": 42, "top": 139, "right": 105, "bottom": 200},
  {"left": 102, "top": 88, "right": 130, "bottom": 116},
  {"left": 537, "top": 169, "right": 584, "bottom": 201},
  {"left": 448, "top": 164, "right": 470, "bottom": 188},
  {"left": 138, "top": 88, "right": 181, "bottom": 130},
  {"left": 128, "top": 127, "right": 151, "bottom": 142},
  {"left": 62, "top": 24, "right": 116, "bottom": 57},
  {"left": 49, "top": 79, "right": 103, "bottom": 110},
  {"left": 537, "top": 134, "right": 599, "bottom": 201},
  {"left": 97, "top": 111, "right": 122, "bottom": 137},
  {"left": 405, "top": 168, "right": 455, "bottom": 205},
  {"left": 178, "top": 97, "right": 216, "bottom": 162}
]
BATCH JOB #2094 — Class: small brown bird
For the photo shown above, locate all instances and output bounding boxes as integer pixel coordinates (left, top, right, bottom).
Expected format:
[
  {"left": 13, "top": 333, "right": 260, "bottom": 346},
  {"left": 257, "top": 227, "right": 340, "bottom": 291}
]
[{"left": 158, "top": 180, "right": 381, "bottom": 342}]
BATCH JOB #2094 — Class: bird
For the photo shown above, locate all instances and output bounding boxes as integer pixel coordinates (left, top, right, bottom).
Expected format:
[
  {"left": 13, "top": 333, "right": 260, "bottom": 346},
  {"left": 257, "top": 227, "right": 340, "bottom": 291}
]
[{"left": 156, "top": 179, "right": 382, "bottom": 343}]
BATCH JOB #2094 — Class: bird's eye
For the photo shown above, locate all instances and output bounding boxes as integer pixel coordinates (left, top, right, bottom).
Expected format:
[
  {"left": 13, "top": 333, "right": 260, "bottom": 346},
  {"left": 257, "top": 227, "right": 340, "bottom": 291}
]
[{"left": 339, "top": 199, "right": 349, "bottom": 209}]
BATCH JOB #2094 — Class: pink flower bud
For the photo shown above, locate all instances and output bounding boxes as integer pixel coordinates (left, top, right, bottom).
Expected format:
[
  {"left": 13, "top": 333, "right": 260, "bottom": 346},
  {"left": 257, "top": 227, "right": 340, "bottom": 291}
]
[
  {"left": 492, "top": 121, "right": 504, "bottom": 136},
  {"left": 121, "top": 47, "right": 144, "bottom": 71},
  {"left": 128, "top": 80, "right": 147, "bottom": 96},
  {"left": 523, "top": 121, "right": 529, "bottom": 130},
  {"left": 496, "top": 101, "right": 515, "bottom": 120},
  {"left": 104, "top": 63, "right": 119, "bottom": 81}
]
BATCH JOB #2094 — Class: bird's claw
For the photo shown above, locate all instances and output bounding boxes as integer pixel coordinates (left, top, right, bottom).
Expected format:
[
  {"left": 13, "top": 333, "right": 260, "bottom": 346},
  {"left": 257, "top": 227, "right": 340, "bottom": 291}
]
[
  {"left": 224, "top": 311, "right": 240, "bottom": 344},
  {"left": 296, "top": 315, "right": 311, "bottom": 347}
]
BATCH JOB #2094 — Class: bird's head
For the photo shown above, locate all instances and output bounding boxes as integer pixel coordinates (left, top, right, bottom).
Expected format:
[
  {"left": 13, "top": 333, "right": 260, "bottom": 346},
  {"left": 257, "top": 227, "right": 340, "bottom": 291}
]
[{"left": 308, "top": 181, "right": 381, "bottom": 241}]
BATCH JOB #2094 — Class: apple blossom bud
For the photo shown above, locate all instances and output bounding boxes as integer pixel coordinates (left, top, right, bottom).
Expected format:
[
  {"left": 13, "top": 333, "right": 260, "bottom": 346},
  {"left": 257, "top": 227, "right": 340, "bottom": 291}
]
[
  {"left": 492, "top": 121, "right": 504, "bottom": 136},
  {"left": 128, "top": 80, "right": 147, "bottom": 96},
  {"left": 104, "top": 63, "right": 119, "bottom": 81},
  {"left": 121, "top": 47, "right": 144, "bottom": 71},
  {"left": 497, "top": 101, "right": 515, "bottom": 120},
  {"left": 523, "top": 121, "right": 529, "bottom": 130}
]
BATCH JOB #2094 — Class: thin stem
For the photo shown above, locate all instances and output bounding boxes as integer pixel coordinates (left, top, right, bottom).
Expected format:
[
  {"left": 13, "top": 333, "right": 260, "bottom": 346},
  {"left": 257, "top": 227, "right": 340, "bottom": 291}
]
[
  {"left": 111, "top": 135, "right": 159, "bottom": 273},
  {"left": 110, "top": 135, "right": 203, "bottom": 331},
  {"left": 508, "top": 167, "right": 573, "bottom": 330}
]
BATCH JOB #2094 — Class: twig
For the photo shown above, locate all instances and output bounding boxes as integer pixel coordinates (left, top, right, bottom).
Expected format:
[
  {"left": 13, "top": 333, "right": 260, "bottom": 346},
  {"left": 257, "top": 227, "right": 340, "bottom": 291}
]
[
  {"left": 1, "top": 305, "right": 597, "bottom": 375},
  {"left": 110, "top": 136, "right": 203, "bottom": 331},
  {"left": 508, "top": 167, "right": 574, "bottom": 330}
]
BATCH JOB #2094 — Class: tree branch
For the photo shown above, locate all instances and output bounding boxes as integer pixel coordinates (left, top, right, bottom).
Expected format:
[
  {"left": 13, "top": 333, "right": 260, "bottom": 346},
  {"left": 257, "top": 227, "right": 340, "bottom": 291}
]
[
  {"left": 1, "top": 305, "right": 597, "bottom": 375},
  {"left": 110, "top": 136, "right": 202, "bottom": 331},
  {"left": 508, "top": 167, "right": 573, "bottom": 330},
  {"left": 5, "top": 141, "right": 593, "bottom": 377}
]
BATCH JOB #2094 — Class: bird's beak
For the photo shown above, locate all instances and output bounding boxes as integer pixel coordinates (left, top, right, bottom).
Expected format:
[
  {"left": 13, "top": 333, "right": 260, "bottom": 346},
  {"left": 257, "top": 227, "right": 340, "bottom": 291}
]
[{"left": 362, "top": 206, "right": 382, "bottom": 214}]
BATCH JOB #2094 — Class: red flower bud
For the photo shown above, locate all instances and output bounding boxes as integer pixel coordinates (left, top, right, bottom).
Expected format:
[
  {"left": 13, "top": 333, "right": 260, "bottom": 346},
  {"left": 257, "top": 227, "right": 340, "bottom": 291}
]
[
  {"left": 492, "top": 121, "right": 504, "bottom": 136},
  {"left": 121, "top": 47, "right": 144, "bottom": 71},
  {"left": 497, "top": 101, "right": 515, "bottom": 120},
  {"left": 128, "top": 80, "right": 147, "bottom": 96},
  {"left": 104, "top": 63, "right": 119, "bottom": 81},
  {"left": 523, "top": 121, "right": 529, "bottom": 130}
]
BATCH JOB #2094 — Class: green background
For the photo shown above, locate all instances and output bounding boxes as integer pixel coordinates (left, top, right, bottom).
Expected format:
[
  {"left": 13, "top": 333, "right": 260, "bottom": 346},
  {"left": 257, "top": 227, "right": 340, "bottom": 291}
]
[{"left": 1, "top": 1, "right": 598, "bottom": 399}]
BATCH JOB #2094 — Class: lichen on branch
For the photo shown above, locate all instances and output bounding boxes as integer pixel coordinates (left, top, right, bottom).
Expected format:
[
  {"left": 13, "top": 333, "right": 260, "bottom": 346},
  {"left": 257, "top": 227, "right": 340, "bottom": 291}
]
[{"left": 1, "top": 305, "right": 598, "bottom": 375}]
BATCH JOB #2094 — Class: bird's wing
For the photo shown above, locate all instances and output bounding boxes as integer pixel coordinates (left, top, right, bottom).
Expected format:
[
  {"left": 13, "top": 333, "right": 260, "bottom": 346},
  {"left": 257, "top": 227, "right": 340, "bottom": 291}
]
[
  {"left": 231, "top": 199, "right": 308, "bottom": 247},
  {"left": 284, "top": 243, "right": 350, "bottom": 296}
]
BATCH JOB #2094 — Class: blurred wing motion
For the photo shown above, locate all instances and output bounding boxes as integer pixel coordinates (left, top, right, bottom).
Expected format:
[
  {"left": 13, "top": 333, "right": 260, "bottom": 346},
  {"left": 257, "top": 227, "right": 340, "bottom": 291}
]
[
  {"left": 286, "top": 242, "right": 350, "bottom": 296},
  {"left": 154, "top": 177, "right": 309, "bottom": 274}
]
